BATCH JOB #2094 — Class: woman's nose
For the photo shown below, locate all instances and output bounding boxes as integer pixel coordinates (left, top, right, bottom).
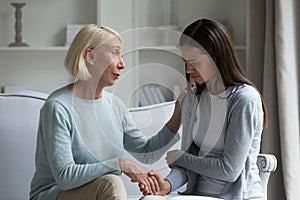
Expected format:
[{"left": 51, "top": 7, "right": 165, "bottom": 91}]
[
  {"left": 185, "top": 63, "right": 194, "bottom": 73},
  {"left": 118, "top": 56, "right": 125, "bottom": 69}
]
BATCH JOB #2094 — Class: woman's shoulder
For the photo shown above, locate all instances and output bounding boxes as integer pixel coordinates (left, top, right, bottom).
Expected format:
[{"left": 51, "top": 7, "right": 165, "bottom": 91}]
[
  {"left": 46, "top": 85, "right": 70, "bottom": 101},
  {"left": 226, "top": 84, "right": 262, "bottom": 110},
  {"left": 230, "top": 84, "right": 261, "bottom": 101},
  {"left": 42, "top": 86, "right": 72, "bottom": 110}
]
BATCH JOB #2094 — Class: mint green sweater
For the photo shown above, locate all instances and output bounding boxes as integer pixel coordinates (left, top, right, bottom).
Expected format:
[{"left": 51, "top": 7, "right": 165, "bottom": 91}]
[{"left": 30, "top": 86, "right": 179, "bottom": 200}]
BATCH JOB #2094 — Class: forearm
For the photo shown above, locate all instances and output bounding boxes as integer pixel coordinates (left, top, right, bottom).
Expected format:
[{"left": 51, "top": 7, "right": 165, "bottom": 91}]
[
  {"left": 165, "top": 167, "right": 188, "bottom": 192},
  {"left": 124, "top": 125, "right": 180, "bottom": 164},
  {"left": 54, "top": 159, "right": 120, "bottom": 190},
  {"left": 166, "top": 101, "right": 181, "bottom": 133},
  {"left": 174, "top": 151, "right": 242, "bottom": 182}
]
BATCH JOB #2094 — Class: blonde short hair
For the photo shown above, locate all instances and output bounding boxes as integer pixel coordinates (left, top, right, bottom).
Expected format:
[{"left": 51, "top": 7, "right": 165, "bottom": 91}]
[{"left": 64, "top": 24, "right": 122, "bottom": 81}]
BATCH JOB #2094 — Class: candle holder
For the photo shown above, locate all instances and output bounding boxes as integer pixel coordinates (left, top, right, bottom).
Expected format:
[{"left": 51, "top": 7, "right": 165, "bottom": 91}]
[{"left": 8, "top": 3, "right": 29, "bottom": 47}]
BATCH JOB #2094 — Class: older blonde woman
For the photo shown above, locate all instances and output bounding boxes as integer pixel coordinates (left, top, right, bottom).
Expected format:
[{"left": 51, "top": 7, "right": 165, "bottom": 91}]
[{"left": 30, "top": 24, "right": 182, "bottom": 200}]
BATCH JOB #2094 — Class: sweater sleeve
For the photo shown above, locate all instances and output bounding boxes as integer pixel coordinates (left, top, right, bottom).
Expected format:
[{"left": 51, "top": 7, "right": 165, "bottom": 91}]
[
  {"left": 165, "top": 167, "right": 188, "bottom": 192},
  {"left": 120, "top": 102, "right": 180, "bottom": 164},
  {"left": 41, "top": 101, "right": 120, "bottom": 190},
  {"left": 174, "top": 94, "right": 263, "bottom": 182}
]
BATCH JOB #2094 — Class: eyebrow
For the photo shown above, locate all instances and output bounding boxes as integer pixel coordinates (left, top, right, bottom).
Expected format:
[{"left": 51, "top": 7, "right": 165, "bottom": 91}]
[{"left": 181, "top": 57, "right": 197, "bottom": 62}]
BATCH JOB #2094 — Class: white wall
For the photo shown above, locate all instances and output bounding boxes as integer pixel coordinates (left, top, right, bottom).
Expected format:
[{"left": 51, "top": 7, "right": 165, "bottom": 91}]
[
  {"left": 172, "top": 0, "right": 247, "bottom": 45},
  {"left": 0, "top": 0, "right": 97, "bottom": 47},
  {"left": 0, "top": 0, "right": 97, "bottom": 94},
  {"left": 0, "top": 49, "right": 72, "bottom": 93},
  {"left": 0, "top": 0, "right": 248, "bottom": 106}
]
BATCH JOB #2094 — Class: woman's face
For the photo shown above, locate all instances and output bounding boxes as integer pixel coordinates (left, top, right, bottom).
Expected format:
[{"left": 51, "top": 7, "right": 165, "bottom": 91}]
[
  {"left": 180, "top": 44, "right": 216, "bottom": 84},
  {"left": 88, "top": 37, "right": 125, "bottom": 87}
]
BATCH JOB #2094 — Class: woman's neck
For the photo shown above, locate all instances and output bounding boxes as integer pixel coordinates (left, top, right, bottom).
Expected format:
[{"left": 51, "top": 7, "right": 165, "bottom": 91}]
[
  {"left": 204, "top": 72, "right": 227, "bottom": 95},
  {"left": 68, "top": 80, "right": 104, "bottom": 100}
]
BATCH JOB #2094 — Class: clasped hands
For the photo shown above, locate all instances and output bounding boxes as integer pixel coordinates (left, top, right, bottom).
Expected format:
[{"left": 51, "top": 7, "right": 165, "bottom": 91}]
[{"left": 119, "top": 150, "right": 179, "bottom": 196}]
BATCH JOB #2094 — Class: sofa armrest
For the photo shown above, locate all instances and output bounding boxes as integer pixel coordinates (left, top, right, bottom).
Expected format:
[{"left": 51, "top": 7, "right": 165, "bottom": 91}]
[{"left": 257, "top": 153, "right": 277, "bottom": 200}]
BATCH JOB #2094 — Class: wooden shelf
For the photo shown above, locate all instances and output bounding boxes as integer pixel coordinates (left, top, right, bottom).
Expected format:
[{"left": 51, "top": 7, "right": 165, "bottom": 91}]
[{"left": 0, "top": 47, "right": 68, "bottom": 52}]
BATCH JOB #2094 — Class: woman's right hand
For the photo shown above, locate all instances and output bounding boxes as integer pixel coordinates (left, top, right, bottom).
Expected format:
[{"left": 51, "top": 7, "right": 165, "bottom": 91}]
[
  {"left": 118, "top": 158, "right": 159, "bottom": 195},
  {"left": 139, "top": 170, "right": 171, "bottom": 196}
]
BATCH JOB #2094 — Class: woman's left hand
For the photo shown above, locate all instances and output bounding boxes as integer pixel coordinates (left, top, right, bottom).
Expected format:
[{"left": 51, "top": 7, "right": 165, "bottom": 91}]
[{"left": 166, "top": 150, "right": 179, "bottom": 168}]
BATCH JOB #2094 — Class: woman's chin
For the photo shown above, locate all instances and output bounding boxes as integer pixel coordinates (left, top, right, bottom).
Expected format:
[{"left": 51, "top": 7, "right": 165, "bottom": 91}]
[{"left": 194, "top": 80, "right": 205, "bottom": 84}]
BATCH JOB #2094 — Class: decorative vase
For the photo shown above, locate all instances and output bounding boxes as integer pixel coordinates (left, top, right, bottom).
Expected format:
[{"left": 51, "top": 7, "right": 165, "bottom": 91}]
[{"left": 8, "top": 3, "right": 29, "bottom": 47}]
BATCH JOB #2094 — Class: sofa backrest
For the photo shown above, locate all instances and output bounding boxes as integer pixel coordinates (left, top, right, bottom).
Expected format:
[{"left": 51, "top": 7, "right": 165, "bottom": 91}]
[{"left": 0, "top": 91, "right": 48, "bottom": 199}]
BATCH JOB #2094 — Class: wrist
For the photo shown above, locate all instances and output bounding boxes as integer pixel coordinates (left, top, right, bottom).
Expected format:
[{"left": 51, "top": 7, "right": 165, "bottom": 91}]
[
  {"left": 118, "top": 157, "right": 127, "bottom": 172},
  {"left": 164, "top": 178, "right": 172, "bottom": 195}
]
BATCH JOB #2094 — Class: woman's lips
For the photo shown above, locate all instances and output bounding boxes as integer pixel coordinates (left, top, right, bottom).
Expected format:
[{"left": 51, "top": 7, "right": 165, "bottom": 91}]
[
  {"left": 113, "top": 73, "right": 120, "bottom": 79},
  {"left": 191, "top": 75, "right": 199, "bottom": 79}
]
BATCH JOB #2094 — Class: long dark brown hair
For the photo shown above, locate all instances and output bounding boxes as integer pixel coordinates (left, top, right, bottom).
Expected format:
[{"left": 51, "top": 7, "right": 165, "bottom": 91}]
[{"left": 180, "top": 18, "right": 268, "bottom": 128}]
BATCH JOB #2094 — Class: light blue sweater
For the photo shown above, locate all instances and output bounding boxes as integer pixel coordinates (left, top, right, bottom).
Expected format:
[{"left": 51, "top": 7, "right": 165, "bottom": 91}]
[
  {"left": 30, "top": 86, "right": 179, "bottom": 200},
  {"left": 166, "top": 84, "right": 264, "bottom": 200}
]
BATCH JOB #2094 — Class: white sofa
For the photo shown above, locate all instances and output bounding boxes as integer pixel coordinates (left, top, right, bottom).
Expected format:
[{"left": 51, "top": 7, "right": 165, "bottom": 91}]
[
  {"left": 0, "top": 91, "right": 48, "bottom": 200},
  {"left": 0, "top": 91, "right": 276, "bottom": 200}
]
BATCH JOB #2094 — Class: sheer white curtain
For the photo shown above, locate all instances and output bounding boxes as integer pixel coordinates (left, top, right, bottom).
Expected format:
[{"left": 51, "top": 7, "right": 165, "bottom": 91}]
[{"left": 247, "top": 0, "right": 300, "bottom": 199}]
